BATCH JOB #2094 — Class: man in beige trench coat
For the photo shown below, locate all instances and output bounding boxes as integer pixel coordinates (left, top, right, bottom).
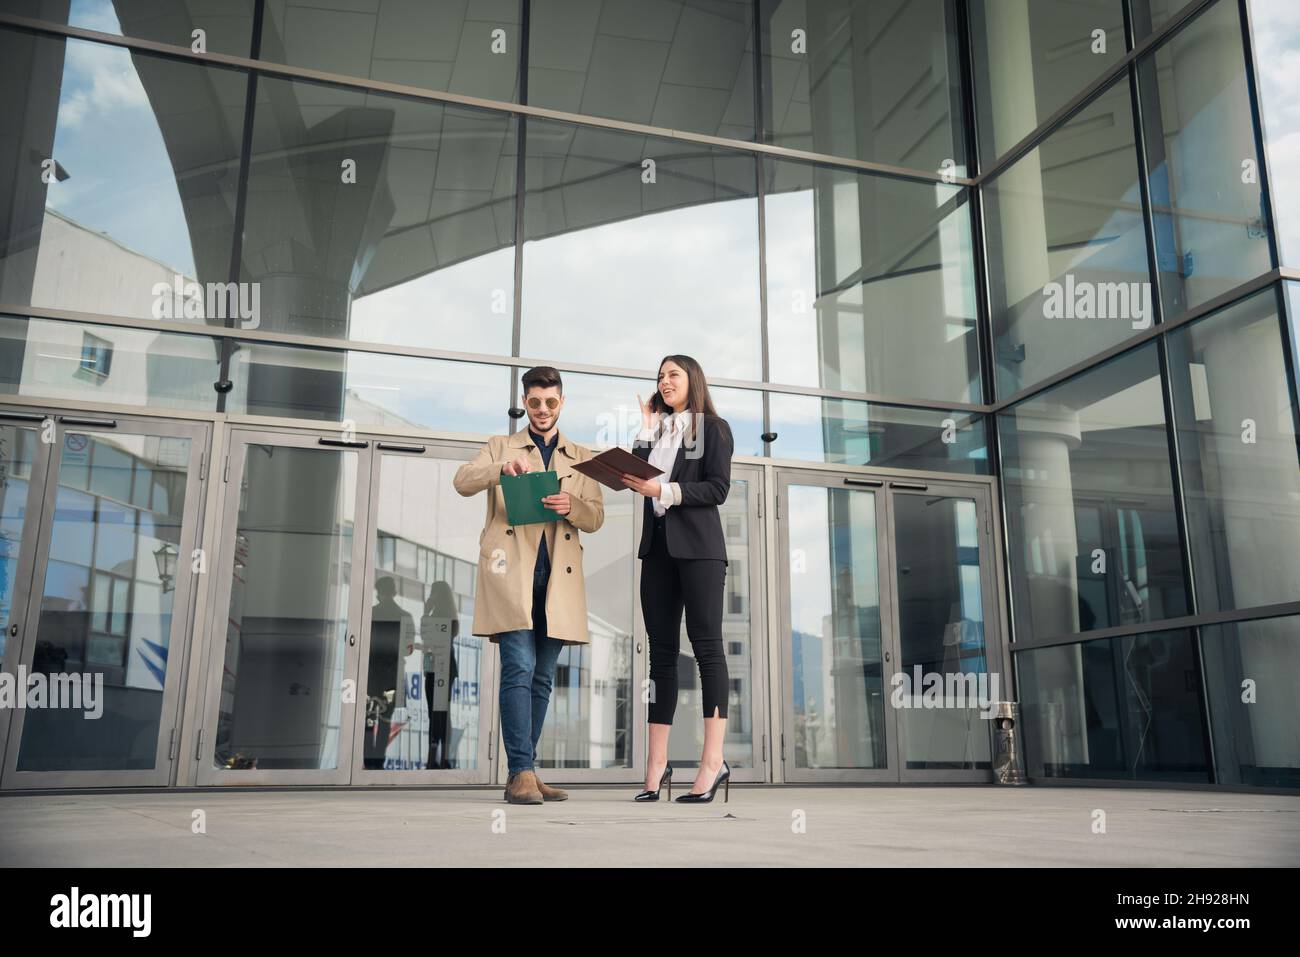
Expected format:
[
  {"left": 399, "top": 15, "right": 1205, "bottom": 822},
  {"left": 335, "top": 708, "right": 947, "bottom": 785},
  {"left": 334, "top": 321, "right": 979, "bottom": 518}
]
[{"left": 454, "top": 366, "right": 604, "bottom": 805}]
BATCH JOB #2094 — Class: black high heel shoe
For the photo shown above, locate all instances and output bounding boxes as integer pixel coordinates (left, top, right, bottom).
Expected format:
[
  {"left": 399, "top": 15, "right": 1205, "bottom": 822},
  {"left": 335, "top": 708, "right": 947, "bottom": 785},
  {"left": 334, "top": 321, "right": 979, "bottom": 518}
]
[
  {"left": 634, "top": 762, "right": 673, "bottom": 802},
  {"left": 676, "top": 760, "right": 730, "bottom": 803}
]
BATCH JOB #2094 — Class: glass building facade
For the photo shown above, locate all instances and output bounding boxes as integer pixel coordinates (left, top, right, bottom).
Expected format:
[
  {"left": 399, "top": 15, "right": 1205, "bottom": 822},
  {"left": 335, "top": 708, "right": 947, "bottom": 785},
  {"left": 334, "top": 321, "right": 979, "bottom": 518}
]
[{"left": 0, "top": 0, "right": 1295, "bottom": 791}]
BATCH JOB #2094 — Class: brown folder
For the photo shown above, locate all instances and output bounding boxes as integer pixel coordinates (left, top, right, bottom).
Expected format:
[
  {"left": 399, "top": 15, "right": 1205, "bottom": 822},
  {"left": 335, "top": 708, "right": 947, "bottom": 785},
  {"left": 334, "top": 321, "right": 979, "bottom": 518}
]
[{"left": 572, "top": 446, "right": 664, "bottom": 490}]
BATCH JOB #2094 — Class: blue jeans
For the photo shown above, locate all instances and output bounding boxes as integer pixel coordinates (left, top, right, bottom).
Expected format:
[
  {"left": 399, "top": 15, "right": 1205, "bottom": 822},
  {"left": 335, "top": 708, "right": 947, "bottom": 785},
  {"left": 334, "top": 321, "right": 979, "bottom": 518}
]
[{"left": 497, "top": 628, "right": 564, "bottom": 775}]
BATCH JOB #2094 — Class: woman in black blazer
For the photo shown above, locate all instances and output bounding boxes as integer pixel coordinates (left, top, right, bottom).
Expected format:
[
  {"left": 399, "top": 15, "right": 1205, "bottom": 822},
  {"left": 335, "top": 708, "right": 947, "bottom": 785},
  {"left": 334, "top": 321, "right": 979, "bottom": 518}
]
[{"left": 621, "top": 355, "right": 734, "bottom": 803}]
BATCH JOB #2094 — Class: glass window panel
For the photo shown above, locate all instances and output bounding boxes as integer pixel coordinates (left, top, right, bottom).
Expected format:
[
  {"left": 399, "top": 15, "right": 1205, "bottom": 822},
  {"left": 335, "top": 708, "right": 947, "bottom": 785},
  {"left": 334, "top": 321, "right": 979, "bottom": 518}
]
[
  {"left": 1167, "top": 286, "right": 1300, "bottom": 613},
  {"left": 1201, "top": 614, "right": 1300, "bottom": 787},
  {"left": 47, "top": 489, "right": 93, "bottom": 567},
  {"left": 998, "top": 344, "right": 1189, "bottom": 641},
  {"left": 529, "top": 0, "right": 754, "bottom": 140},
  {"left": 227, "top": 342, "right": 511, "bottom": 435},
  {"left": 109, "top": 575, "right": 129, "bottom": 635},
  {"left": 19, "top": 0, "right": 257, "bottom": 57},
  {"left": 552, "top": 370, "right": 763, "bottom": 457},
  {"left": 1131, "top": 0, "right": 1205, "bottom": 43},
  {"left": 92, "top": 497, "right": 135, "bottom": 570},
  {"left": 129, "top": 457, "right": 150, "bottom": 510},
  {"left": 970, "top": 0, "right": 1127, "bottom": 164},
  {"left": 1014, "top": 629, "right": 1210, "bottom": 782},
  {"left": 261, "top": 0, "right": 520, "bottom": 101},
  {"left": 764, "top": 159, "right": 980, "bottom": 402},
  {"left": 0, "top": 316, "right": 221, "bottom": 411},
  {"left": 90, "top": 570, "right": 110, "bottom": 633},
  {"left": 394, "top": 538, "right": 416, "bottom": 579},
  {"left": 760, "top": 0, "right": 966, "bottom": 172},
  {"left": 87, "top": 439, "right": 132, "bottom": 503},
  {"left": 1246, "top": 0, "right": 1300, "bottom": 267},
  {"left": 983, "top": 78, "right": 1153, "bottom": 398},
  {"left": 1139, "top": 0, "right": 1272, "bottom": 319},
  {"left": 520, "top": 119, "right": 762, "bottom": 380},
  {"left": 769, "top": 393, "right": 989, "bottom": 473},
  {"left": 239, "top": 76, "right": 516, "bottom": 353},
  {"left": 0, "top": 31, "right": 247, "bottom": 321}
]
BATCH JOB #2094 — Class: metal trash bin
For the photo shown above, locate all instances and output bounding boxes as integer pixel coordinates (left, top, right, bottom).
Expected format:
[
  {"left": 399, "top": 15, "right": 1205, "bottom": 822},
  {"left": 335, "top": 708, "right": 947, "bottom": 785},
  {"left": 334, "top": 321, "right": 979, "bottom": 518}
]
[{"left": 990, "top": 701, "right": 1027, "bottom": 785}]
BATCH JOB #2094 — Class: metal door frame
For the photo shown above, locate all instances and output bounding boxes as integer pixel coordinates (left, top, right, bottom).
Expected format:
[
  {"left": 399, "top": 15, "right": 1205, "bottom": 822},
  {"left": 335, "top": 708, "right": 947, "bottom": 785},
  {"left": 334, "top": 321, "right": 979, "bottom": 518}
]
[
  {"left": 884, "top": 479, "right": 1006, "bottom": 784},
  {"left": 0, "top": 411, "right": 209, "bottom": 789},
  {"left": 195, "top": 427, "right": 371, "bottom": 786},
  {"left": 348, "top": 436, "right": 495, "bottom": 786}
]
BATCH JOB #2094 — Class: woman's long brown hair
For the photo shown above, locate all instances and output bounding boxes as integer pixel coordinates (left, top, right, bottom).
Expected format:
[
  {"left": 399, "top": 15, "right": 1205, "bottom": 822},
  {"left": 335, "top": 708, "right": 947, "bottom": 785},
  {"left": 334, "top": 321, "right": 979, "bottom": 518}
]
[{"left": 650, "top": 354, "right": 717, "bottom": 441}]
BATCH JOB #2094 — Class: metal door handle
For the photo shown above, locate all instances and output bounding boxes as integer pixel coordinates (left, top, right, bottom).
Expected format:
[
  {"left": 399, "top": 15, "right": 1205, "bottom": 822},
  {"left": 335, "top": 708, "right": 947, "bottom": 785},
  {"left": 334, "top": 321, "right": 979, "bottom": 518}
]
[
  {"left": 376, "top": 442, "right": 426, "bottom": 453},
  {"left": 348, "top": 633, "right": 356, "bottom": 647}
]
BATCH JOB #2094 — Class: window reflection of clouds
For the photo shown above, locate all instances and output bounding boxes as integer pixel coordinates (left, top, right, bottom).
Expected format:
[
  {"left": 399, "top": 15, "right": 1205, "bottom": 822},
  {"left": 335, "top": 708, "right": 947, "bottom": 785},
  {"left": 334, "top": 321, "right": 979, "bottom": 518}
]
[
  {"left": 344, "top": 352, "right": 508, "bottom": 434},
  {"left": 349, "top": 247, "right": 515, "bottom": 355},
  {"left": 47, "top": 38, "right": 225, "bottom": 279},
  {"left": 1250, "top": 0, "right": 1300, "bottom": 265},
  {"left": 521, "top": 197, "right": 762, "bottom": 381}
]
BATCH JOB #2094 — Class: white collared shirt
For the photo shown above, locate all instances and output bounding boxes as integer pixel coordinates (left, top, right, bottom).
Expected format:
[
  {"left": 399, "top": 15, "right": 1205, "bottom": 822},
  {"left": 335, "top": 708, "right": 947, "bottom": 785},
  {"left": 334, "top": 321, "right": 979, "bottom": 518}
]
[{"left": 638, "top": 413, "right": 688, "bottom": 517}]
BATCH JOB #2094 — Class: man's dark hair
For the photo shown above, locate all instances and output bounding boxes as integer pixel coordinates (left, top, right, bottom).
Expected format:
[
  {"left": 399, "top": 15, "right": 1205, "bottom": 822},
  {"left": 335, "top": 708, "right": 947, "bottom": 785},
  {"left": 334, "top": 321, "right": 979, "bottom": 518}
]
[{"left": 521, "top": 365, "right": 563, "bottom": 393}]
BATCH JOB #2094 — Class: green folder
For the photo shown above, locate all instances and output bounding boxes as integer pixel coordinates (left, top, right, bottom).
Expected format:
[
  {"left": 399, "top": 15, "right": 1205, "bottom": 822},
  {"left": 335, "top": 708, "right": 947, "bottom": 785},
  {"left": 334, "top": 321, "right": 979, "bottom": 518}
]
[{"left": 500, "top": 470, "right": 561, "bottom": 526}]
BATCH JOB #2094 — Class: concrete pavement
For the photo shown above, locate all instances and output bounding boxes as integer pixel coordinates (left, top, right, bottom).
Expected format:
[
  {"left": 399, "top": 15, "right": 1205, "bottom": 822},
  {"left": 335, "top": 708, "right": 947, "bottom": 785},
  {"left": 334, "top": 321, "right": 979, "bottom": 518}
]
[{"left": 1, "top": 785, "right": 1296, "bottom": 867}]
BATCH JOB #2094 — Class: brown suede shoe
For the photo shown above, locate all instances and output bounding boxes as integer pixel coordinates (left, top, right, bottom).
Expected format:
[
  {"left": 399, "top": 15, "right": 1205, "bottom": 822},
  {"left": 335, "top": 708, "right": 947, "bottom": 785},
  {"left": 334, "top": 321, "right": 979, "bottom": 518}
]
[
  {"left": 504, "top": 770, "right": 543, "bottom": 805},
  {"left": 533, "top": 773, "right": 569, "bottom": 802}
]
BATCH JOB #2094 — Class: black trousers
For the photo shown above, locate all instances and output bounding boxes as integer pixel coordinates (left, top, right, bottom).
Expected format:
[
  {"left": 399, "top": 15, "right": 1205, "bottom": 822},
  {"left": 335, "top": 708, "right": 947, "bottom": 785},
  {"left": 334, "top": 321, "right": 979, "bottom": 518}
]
[{"left": 641, "top": 514, "right": 728, "bottom": 724}]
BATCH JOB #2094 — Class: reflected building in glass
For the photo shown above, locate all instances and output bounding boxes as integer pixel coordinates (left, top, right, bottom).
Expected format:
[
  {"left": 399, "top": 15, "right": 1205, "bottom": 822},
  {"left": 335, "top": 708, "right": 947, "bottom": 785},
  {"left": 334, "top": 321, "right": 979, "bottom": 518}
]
[{"left": 0, "top": 0, "right": 1295, "bottom": 793}]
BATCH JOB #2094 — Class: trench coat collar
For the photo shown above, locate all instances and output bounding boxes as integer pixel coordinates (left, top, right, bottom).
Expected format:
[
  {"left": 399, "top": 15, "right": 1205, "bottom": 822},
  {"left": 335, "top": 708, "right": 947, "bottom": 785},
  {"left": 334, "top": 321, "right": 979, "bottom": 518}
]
[{"left": 507, "top": 427, "right": 578, "bottom": 459}]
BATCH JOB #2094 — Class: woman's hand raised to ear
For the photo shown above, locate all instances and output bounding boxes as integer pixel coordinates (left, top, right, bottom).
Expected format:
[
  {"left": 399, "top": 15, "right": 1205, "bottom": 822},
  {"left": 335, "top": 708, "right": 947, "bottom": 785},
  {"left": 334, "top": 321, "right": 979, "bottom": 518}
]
[{"left": 637, "top": 393, "right": 661, "bottom": 434}]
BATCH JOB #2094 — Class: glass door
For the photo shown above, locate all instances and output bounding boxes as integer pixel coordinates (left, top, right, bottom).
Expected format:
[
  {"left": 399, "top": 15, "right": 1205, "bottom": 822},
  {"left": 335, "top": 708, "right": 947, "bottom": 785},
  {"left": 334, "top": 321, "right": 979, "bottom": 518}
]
[
  {"left": 199, "top": 430, "right": 503, "bottom": 786},
  {"left": 1, "top": 412, "right": 208, "bottom": 788},
  {"left": 778, "top": 472, "right": 898, "bottom": 782},
  {"left": 0, "top": 413, "right": 52, "bottom": 775},
  {"left": 349, "top": 440, "right": 494, "bottom": 784},
  {"left": 886, "top": 480, "right": 1002, "bottom": 783},
  {"left": 777, "top": 469, "right": 1003, "bottom": 783},
  {"left": 197, "top": 429, "right": 370, "bottom": 785}
]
